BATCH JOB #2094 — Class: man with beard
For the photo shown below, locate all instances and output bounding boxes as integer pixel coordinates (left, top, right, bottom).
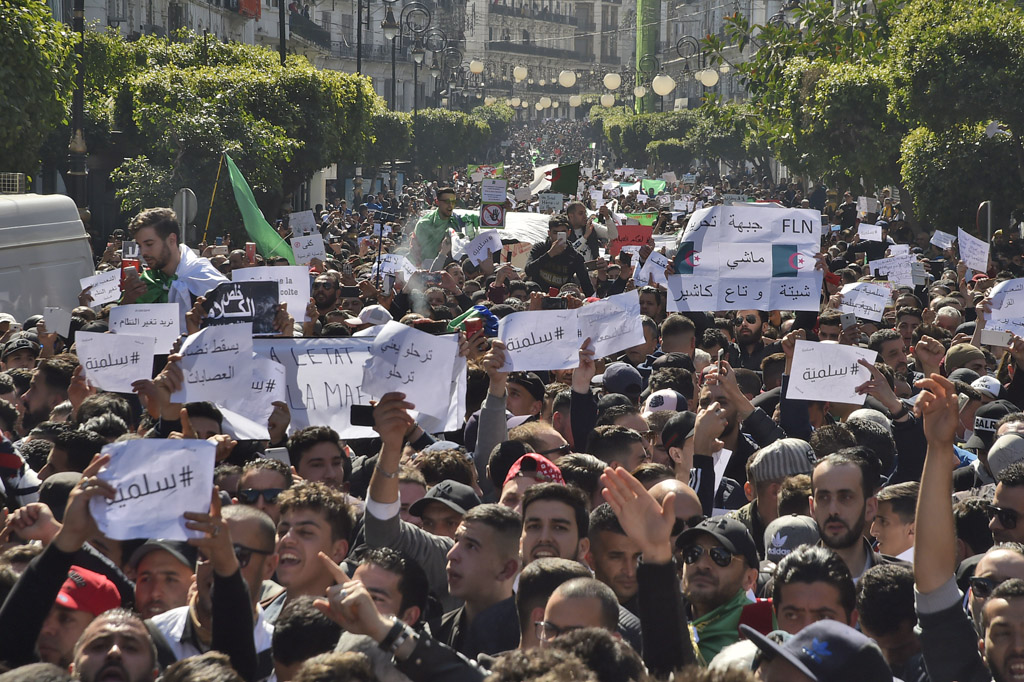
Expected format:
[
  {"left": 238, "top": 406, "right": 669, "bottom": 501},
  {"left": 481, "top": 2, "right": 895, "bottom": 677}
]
[
  {"left": 729, "top": 310, "right": 782, "bottom": 371},
  {"left": 118, "top": 208, "right": 227, "bottom": 319},
  {"left": 311, "top": 272, "right": 342, "bottom": 317},
  {"left": 70, "top": 609, "right": 159, "bottom": 682},
  {"left": 868, "top": 329, "right": 921, "bottom": 387},
  {"left": 988, "top": 463, "right": 1024, "bottom": 545},
  {"left": 810, "top": 450, "right": 901, "bottom": 582},
  {"left": 21, "top": 355, "right": 77, "bottom": 433}
]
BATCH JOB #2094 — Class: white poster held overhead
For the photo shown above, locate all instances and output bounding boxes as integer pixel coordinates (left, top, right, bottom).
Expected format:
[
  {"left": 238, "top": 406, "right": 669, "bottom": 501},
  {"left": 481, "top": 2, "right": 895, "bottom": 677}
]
[
  {"left": 958, "top": 228, "right": 990, "bottom": 273},
  {"left": 576, "top": 291, "right": 645, "bottom": 358},
  {"left": 538, "top": 193, "right": 564, "bottom": 213},
  {"left": 499, "top": 309, "right": 580, "bottom": 371},
  {"left": 219, "top": 355, "right": 287, "bottom": 440},
  {"left": 289, "top": 210, "right": 318, "bottom": 237},
  {"left": 838, "top": 282, "right": 890, "bottom": 322},
  {"left": 76, "top": 331, "right": 155, "bottom": 393},
  {"left": 465, "top": 229, "right": 503, "bottom": 266},
  {"left": 290, "top": 234, "right": 327, "bottom": 265},
  {"left": 868, "top": 254, "right": 914, "bottom": 287},
  {"left": 232, "top": 266, "right": 312, "bottom": 323},
  {"left": 887, "top": 244, "right": 910, "bottom": 257},
  {"left": 43, "top": 307, "right": 73, "bottom": 338},
  {"left": 786, "top": 340, "right": 877, "bottom": 405},
  {"left": 361, "top": 321, "right": 458, "bottom": 420},
  {"left": 109, "top": 303, "right": 182, "bottom": 354},
  {"left": 634, "top": 251, "right": 670, "bottom": 287},
  {"left": 171, "top": 323, "right": 253, "bottom": 403},
  {"left": 858, "top": 224, "right": 882, "bottom": 242},
  {"left": 80, "top": 270, "right": 122, "bottom": 306},
  {"left": 986, "top": 278, "right": 1024, "bottom": 338},
  {"left": 90, "top": 439, "right": 216, "bottom": 541},
  {"left": 930, "top": 230, "right": 956, "bottom": 250}
]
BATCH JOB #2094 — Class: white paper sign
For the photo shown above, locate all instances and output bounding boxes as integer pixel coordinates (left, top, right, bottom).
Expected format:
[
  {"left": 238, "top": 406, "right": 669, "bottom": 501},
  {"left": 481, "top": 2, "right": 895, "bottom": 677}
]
[
  {"left": 858, "top": 224, "right": 882, "bottom": 242},
  {"left": 930, "top": 230, "right": 956, "bottom": 250},
  {"left": 481, "top": 179, "right": 508, "bottom": 204},
  {"left": 375, "top": 253, "right": 417, "bottom": 282},
  {"left": 372, "top": 223, "right": 392, "bottom": 237},
  {"left": 986, "top": 278, "right": 1024, "bottom": 337},
  {"left": 232, "top": 266, "right": 312, "bottom": 323},
  {"left": 514, "top": 187, "right": 532, "bottom": 202},
  {"left": 361, "top": 321, "right": 458, "bottom": 420},
  {"left": 80, "top": 270, "right": 122, "bottom": 306},
  {"left": 77, "top": 331, "right": 155, "bottom": 393},
  {"left": 539, "top": 193, "right": 564, "bottom": 213},
  {"left": 887, "top": 244, "right": 910, "bottom": 257},
  {"left": 219, "top": 355, "right": 287, "bottom": 440},
  {"left": 634, "top": 251, "right": 670, "bottom": 288},
  {"left": 290, "top": 234, "right": 327, "bottom": 265},
  {"left": 109, "top": 303, "right": 182, "bottom": 354},
  {"left": 857, "top": 196, "right": 879, "bottom": 215},
  {"left": 171, "top": 323, "right": 253, "bottom": 403},
  {"left": 290, "top": 210, "right": 318, "bottom": 237},
  {"left": 577, "top": 291, "right": 645, "bottom": 358},
  {"left": 786, "top": 340, "right": 877, "bottom": 404},
  {"left": 465, "top": 229, "right": 503, "bottom": 266},
  {"left": 958, "top": 228, "right": 990, "bottom": 273},
  {"left": 868, "top": 254, "right": 914, "bottom": 287},
  {"left": 839, "top": 282, "right": 890, "bottom": 322},
  {"left": 43, "top": 307, "right": 73, "bottom": 338},
  {"left": 499, "top": 309, "right": 580, "bottom": 371},
  {"left": 90, "top": 439, "right": 216, "bottom": 541}
]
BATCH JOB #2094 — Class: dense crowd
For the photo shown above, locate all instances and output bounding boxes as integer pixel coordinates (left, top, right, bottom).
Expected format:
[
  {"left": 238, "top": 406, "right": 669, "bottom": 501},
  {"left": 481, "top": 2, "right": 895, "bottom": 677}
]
[{"left": 2, "top": 117, "right": 1024, "bottom": 682}]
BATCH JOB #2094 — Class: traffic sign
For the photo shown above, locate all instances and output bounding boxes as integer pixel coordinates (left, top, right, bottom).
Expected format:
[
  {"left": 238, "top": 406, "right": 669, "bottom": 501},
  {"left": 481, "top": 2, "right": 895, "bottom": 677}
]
[{"left": 481, "top": 203, "right": 505, "bottom": 228}]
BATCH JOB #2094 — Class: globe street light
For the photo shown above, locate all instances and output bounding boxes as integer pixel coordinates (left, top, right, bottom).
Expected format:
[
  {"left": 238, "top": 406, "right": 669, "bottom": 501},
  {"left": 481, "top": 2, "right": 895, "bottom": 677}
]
[
  {"left": 603, "top": 72, "right": 621, "bottom": 90},
  {"left": 558, "top": 70, "right": 577, "bottom": 88}
]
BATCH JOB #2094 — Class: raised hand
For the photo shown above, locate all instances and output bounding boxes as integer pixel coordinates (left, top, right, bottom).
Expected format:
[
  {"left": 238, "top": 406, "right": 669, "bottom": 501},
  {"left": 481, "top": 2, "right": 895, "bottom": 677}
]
[
  {"left": 53, "top": 454, "right": 115, "bottom": 554},
  {"left": 600, "top": 467, "right": 674, "bottom": 563},
  {"left": 914, "top": 374, "right": 959, "bottom": 448},
  {"left": 185, "top": 488, "right": 238, "bottom": 576}
]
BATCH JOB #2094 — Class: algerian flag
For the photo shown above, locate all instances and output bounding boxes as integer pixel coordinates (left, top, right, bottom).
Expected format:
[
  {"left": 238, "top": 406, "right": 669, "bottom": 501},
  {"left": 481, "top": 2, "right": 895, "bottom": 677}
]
[{"left": 223, "top": 154, "right": 296, "bottom": 265}]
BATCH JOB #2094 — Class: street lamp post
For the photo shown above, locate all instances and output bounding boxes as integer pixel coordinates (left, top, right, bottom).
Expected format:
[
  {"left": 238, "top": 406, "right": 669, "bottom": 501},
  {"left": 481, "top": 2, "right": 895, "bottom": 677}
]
[
  {"left": 68, "top": 0, "right": 88, "bottom": 218},
  {"left": 382, "top": 1, "right": 430, "bottom": 111},
  {"left": 356, "top": 0, "right": 371, "bottom": 73}
]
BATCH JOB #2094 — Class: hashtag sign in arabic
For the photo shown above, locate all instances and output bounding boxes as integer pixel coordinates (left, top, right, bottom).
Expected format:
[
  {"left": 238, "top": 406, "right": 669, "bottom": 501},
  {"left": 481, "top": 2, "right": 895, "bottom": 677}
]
[
  {"left": 178, "top": 465, "right": 194, "bottom": 487},
  {"left": 554, "top": 327, "right": 564, "bottom": 340},
  {"left": 265, "top": 379, "right": 276, "bottom": 393},
  {"left": 129, "top": 351, "right": 140, "bottom": 364}
]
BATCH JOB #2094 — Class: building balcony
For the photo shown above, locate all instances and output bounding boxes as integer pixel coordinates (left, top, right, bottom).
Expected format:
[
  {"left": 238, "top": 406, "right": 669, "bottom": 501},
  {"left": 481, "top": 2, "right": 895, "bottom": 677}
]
[
  {"left": 576, "top": 19, "right": 596, "bottom": 31},
  {"left": 288, "top": 12, "right": 330, "bottom": 49},
  {"left": 600, "top": 53, "right": 620, "bottom": 64},
  {"left": 488, "top": 3, "right": 577, "bottom": 25},
  {"left": 487, "top": 40, "right": 583, "bottom": 61}
]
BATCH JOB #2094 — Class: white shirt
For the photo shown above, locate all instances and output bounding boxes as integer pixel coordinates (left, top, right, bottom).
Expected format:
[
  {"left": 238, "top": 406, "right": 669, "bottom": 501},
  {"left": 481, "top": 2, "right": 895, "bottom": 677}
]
[{"left": 149, "top": 603, "right": 274, "bottom": 661}]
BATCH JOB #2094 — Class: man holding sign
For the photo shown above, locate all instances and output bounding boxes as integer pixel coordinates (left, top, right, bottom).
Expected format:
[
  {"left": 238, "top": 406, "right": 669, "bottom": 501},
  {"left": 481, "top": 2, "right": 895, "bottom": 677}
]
[{"left": 525, "top": 215, "right": 594, "bottom": 297}]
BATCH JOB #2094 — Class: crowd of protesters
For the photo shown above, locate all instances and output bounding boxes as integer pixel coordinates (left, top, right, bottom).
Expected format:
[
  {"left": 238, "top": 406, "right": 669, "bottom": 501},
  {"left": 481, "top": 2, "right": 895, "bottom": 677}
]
[{"left": 1, "top": 117, "right": 1024, "bottom": 682}]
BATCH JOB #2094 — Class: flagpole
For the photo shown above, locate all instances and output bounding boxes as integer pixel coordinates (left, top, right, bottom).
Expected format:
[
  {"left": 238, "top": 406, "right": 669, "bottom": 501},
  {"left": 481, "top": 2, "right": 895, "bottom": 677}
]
[{"left": 203, "top": 153, "right": 225, "bottom": 244}]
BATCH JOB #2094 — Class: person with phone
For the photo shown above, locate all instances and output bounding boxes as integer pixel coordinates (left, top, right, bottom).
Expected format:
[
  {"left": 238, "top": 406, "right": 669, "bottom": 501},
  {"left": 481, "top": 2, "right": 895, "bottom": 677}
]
[{"left": 524, "top": 215, "right": 595, "bottom": 297}]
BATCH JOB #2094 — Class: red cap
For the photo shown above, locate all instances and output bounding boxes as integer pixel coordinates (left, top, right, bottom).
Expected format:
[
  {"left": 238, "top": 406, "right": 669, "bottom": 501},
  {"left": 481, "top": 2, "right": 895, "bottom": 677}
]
[
  {"left": 55, "top": 566, "right": 121, "bottom": 617},
  {"left": 503, "top": 453, "right": 565, "bottom": 488},
  {"left": 548, "top": 287, "right": 560, "bottom": 297}
]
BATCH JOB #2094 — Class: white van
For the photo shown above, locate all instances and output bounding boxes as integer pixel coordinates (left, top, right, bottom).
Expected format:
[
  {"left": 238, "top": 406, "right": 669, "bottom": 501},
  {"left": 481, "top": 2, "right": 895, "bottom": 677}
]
[{"left": 0, "top": 193, "right": 96, "bottom": 322}]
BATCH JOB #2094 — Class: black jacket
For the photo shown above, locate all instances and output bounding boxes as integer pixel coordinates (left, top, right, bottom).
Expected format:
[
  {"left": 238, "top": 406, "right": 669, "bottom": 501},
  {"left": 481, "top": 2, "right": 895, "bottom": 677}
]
[{"left": 525, "top": 241, "right": 595, "bottom": 296}]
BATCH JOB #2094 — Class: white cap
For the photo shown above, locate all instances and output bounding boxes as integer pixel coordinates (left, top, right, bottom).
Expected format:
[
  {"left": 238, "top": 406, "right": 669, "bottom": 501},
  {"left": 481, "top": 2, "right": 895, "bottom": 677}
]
[
  {"left": 972, "top": 375, "right": 1003, "bottom": 400},
  {"left": 356, "top": 304, "right": 392, "bottom": 326}
]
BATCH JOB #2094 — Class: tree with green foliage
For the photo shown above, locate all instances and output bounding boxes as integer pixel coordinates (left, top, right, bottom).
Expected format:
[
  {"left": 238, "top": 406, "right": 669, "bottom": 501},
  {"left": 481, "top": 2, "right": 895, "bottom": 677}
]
[
  {"left": 0, "top": 0, "right": 75, "bottom": 176},
  {"left": 364, "top": 109, "right": 412, "bottom": 172},
  {"left": 412, "top": 109, "right": 490, "bottom": 176}
]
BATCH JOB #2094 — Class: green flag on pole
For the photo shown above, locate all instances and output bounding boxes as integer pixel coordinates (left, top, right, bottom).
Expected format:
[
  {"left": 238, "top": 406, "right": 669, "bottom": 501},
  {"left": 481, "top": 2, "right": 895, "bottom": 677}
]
[{"left": 223, "top": 153, "right": 296, "bottom": 265}]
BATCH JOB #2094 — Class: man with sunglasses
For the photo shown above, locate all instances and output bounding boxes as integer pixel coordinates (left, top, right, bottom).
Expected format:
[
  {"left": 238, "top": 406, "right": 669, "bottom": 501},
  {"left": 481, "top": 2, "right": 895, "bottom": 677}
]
[
  {"left": 413, "top": 187, "right": 467, "bottom": 263},
  {"left": 311, "top": 272, "right": 342, "bottom": 318},
  {"left": 729, "top": 310, "right": 782, "bottom": 372},
  {"left": 234, "top": 458, "right": 293, "bottom": 525},
  {"left": 989, "top": 463, "right": 1024, "bottom": 545},
  {"left": 676, "top": 515, "right": 760, "bottom": 662}
]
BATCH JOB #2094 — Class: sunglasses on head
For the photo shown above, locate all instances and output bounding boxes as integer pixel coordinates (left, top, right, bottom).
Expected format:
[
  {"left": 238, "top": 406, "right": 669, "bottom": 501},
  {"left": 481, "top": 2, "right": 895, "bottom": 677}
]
[
  {"left": 987, "top": 504, "right": 1019, "bottom": 530},
  {"left": 237, "top": 488, "right": 285, "bottom": 505},
  {"left": 682, "top": 544, "right": 735, "bottom": 568}
]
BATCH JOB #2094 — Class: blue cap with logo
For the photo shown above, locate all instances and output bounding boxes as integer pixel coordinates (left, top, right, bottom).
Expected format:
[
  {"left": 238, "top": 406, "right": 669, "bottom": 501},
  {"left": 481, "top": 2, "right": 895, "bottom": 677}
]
[{"left": 742, "top": 620, "right": 892, "bottom": 682}]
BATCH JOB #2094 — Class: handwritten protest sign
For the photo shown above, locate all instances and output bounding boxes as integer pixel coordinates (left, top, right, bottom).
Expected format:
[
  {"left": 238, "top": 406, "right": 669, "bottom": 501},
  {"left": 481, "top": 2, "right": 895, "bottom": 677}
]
[
  {"left": 253, "top": 335, "right": 464, "bottom": 438},
  {"left": 538, "top": 193, "right": 564, "bottom": 213},
  {"left": 576, "top": 291, "right": 645, "bottom": 358},
  {"left": 858, "top": 224, "right": 882, "bottom": 242},
  {"left": 76, "top": 331, "right": 155, "bottom": 393},
  {"left": 857, "top": 196, "right": 879, "bottom": 216},
  {"left": 887, "top": 244, "right": 910, "bottom": 257},
  {"left": 201, "top": 281, "right": 279, "bottom": 336},
  {"left": 80, "top": 270, "right": 122, "bottom": 306},
  {"left": 43, "top": 307, "right": 73, "bottom": 338},
  {"left": 372, "top": 223, "right": 392, "bottom": 237},
  {"left": 514, "top": 187, "right": 532, "bottom": 203},
  {"left": 868, "top": 254, "right": 914, "bottom": 287},
  {"left": 986, "top": 278, "right": 1024, "bottom": 337},
  {"left": 109, "top": 303, "right": 182, "bottom": 354},
  {"left": 219, "top": 355, "right": 286, "bottom": 440},
  {"left": 289, "top": 210, "right": 318, "bottom": 237},
  {"left": 609, "top": 224, "right": 653, "bottom": 256},
  {"left": 958, "top": 228, "right": 990, "bottom": 273},
  {"left": 465, "top": 229, "right": 503, "bottom": 266},
  {"left": 839, "top": 282, "right": 890, "bottom": 322},
  {"left": 634, "top": 251, "right": 670, "bottom": 288},
  {"left": 291, "top": 233, "right": 326, "bottom": 265},
  {"left": 171, "top": 323, "right": 252, "bottom": 403},
  {"left": 361, "top": 321, "right": 458, "bottom": 419},
  {"left": 91, "top": 439, "right": 216, "bottom": 541},
  {"left": 374, "top": 253, "right": 418, "bottom": 283},
  {"left": 499, "top": 309, "right": 580, "bottom": 371},
  {"left": 930, "top": 230, "right": 955, "bottom": 250},
  {"left": 232, "top": 266, "right": 311, "bottom": 323},
  {"left": 786, "top": 340, "right": 876, "bottom": 404}
]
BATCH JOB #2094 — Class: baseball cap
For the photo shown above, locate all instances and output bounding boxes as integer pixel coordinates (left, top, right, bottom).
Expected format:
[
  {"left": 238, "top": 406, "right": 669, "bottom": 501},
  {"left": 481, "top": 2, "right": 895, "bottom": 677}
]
[
  {"left": 642, "top": 389, "right": 687, "bottom": 416},
  {"left": 503, "top": 453, "right": 564, "bottom": 488},
  {"left": 1, "top": 338, "right": 39, "bottom": 360},
  {"left": 947, "top": 367, "right": 981, "bottom": 385},
  {"left": 945, "top": 343, "right": 986, "bottom": 373},
  {"left": 650, "top": 352, "right": 696, "bottom": 373},
  {"left": 346, "top": 304, "right": 392, "bottom": 327},
  {"left": 127, "top": 540, "right": 199, "bottom": 572},
  {"left": 763, "top": 515, "right": 820, "bottom": 564},
  {"left": 594, "top": 362, "right": 643, "bottom": 399},
  {"left": 56, "top": 566, "right": 121, "bottom": 617},
  {"left": 0, "top": 313, "right": 15, "bottom": 327},
  {"left": 972, "top": 375, "right": 1004, "bottom": 400},
  {"left": 965, "top": 399, "right": 1018, "bottom": 451},
  {"left": 747, "top": 438, "right": 816, "bottom": 485},
  {"left": 408, "top": 479, "right": 481, "bottom": 518},
  {"left": 507, "top": 372, "right": 545, "bottom": 402},
  {"left": 742, "top": 620, "right": 893, "bottom": 682},
  {"left": 676, "top": 515, "right": 759, "bottom": 569},
  {"left": 987, "top": 434, "right": 1024, "bottom": 479},
  {"left": 660, "top": 410, "right": 696, "bottom": 450}
]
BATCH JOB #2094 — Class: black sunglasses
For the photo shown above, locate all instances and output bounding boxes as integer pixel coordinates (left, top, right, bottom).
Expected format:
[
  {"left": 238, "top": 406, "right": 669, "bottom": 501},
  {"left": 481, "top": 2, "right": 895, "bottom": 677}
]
[
  {"left": 987, "top": 504, "right": 1019, "bottom": 530},
  {"left": 733, "top": 314, "right": 759, "bottom": 326},
  {"left": 682, "top": 544, "right": 735, "bottom": 568},
  {"left": 313, "top": 281, "right": 337, "bottom": 290},
  {"left": 199, "top": 543, "right": 273, "bottom": 569},
  {"left": 539, "top": 443, "right": 572, "bottom": 457},
  {"left": 970, "top": 576, "right": 1003, "bottom": 599},
  {"left": 237, "top": 488, "right": 285, "bottom": 505}
]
